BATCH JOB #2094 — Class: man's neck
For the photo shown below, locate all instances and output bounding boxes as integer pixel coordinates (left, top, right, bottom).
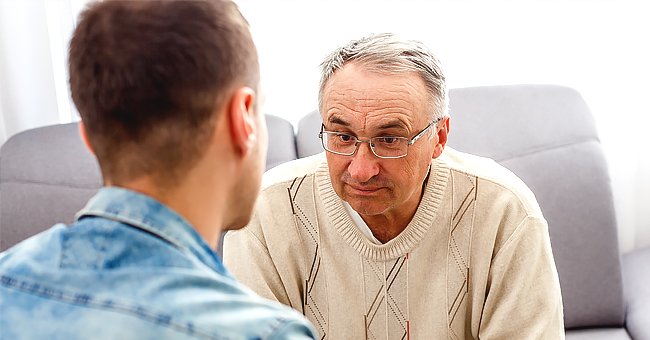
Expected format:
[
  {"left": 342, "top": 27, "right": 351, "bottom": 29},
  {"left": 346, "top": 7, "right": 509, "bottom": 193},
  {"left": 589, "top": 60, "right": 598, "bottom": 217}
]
[
  {"left": 359, "top": 172, "right": 430, "bottom": 243},
  {"left": 360, "top": 208, "right": 416, "bottom": 243},
  {"left": 117, "top": 175, "right": 226, "bottom": 250}
]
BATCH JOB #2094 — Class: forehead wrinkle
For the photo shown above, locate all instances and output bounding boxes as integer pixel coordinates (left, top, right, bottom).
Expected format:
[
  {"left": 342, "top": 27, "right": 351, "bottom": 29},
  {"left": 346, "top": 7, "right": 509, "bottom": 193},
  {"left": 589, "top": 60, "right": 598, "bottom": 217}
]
[
  {"left": 364, "top": 110, "right": 414, "bottom": 134},
  {"left": 326, "top": 98, "right": 418, "bottom": 135},
  {"left": 329, "top": 85, "right": 422, "bottom": 117},
  {"left": 325, "top": 102, "right": 363, "bottom": 126},
  {"left": 353, "top": 97, "right": 415, "bottom": 111},
  {"left": 322, "top": 68, "right": 428, "bottom": 134},
  {"left": 329, "top": 94, "right": 417, "bottom": 117}
]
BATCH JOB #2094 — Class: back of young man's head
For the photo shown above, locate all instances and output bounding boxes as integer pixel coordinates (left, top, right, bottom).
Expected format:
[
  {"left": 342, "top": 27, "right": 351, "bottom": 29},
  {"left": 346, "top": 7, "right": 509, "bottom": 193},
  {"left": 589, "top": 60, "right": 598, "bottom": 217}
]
[{"left": 69, "top": 0, "right": 259, "bottom": 187}]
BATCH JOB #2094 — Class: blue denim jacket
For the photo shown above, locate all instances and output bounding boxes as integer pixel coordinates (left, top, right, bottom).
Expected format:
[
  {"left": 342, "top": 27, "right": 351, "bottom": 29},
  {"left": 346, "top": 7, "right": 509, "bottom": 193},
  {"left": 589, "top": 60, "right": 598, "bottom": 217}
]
[{"left": 0, "top": 187, "right": 315, "bottom": 340}]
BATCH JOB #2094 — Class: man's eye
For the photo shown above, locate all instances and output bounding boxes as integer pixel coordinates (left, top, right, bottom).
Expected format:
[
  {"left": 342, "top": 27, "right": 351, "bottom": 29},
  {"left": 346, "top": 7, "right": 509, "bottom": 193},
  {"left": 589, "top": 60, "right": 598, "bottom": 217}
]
[
  {"left": 377, "top": 137, "right": 399, "bottom": 144},
  {"left": 337, "top": 134, "right": 354, "bottom": 142}
]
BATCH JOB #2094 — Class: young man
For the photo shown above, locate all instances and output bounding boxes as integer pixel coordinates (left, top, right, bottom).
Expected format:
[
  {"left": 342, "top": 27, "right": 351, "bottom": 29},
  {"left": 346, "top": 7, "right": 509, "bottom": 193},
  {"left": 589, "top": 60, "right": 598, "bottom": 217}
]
[
  {"left": 224, "top": 33, "right": 564, "bottom": 339},
  {"left": 0, "top": 1, "right": 315, "bottom": 338}
]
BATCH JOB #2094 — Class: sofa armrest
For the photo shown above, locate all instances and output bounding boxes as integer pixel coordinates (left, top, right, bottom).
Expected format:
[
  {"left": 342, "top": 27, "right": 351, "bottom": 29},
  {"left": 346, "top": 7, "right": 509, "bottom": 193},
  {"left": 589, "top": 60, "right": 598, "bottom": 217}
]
[{"left": 623, "top": 245, "right": 650, "bottom": 340}]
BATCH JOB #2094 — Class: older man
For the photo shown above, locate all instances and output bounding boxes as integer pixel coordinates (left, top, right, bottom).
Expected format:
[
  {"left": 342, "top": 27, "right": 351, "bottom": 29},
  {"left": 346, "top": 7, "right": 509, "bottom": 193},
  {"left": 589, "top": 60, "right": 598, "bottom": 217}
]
[
  {"left": 0, "top": 0, "right": 315, "bottom": 338},
  {"left": 224, "top": 33, "right": 564, "bottom": 339}
]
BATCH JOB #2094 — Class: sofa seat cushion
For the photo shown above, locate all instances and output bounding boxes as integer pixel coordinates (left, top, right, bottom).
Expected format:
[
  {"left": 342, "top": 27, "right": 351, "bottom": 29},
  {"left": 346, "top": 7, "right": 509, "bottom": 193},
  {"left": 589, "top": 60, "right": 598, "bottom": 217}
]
[{"left": 566, "top": 328, "right": 630, "bottom": 340}]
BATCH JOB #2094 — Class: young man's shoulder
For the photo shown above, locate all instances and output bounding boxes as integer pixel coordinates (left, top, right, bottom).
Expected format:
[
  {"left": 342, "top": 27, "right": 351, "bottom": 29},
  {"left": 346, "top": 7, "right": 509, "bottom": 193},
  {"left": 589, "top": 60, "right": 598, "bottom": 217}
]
[{"left": 0, "top": 222, "right": 314, "bottom": 338}]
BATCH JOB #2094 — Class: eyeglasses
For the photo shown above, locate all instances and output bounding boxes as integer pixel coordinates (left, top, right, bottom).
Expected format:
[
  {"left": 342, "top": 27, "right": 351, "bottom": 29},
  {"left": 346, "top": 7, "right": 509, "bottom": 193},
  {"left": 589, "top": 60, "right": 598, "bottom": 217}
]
[{"left": 319, "top": 118, "right": 441, "bottom": 159}]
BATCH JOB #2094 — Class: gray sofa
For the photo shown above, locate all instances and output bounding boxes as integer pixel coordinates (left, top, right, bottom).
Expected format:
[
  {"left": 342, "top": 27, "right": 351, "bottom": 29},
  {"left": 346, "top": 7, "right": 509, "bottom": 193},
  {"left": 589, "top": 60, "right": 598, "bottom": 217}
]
[{"left": 1, "top": 85, "right": 648, "bottom": 339}]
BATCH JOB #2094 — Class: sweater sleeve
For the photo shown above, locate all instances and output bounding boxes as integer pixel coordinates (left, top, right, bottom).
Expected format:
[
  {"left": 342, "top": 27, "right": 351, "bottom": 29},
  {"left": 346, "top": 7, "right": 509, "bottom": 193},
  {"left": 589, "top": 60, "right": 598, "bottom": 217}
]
[
  {"left": 478, "top": 216, "right": 565, "bottom": 339},
  {"left": 223, "top": 212, "right": 294, "bottom": 310}
]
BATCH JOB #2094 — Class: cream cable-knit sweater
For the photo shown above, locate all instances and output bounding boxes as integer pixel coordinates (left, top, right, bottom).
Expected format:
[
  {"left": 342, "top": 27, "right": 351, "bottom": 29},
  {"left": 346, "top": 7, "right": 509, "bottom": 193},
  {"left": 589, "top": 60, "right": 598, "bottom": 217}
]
[{"left": 224, "top": 148, "right": 564, "bottom": 339}]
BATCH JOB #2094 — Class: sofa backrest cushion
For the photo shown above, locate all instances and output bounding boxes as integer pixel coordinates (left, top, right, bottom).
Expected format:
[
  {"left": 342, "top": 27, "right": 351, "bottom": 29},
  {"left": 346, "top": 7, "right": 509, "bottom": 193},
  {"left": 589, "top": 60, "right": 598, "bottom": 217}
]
[
  {"left": 296, "top": 110, "right": 322, "bottom": 158},
  {"left": 266, "top": 114, "right": 297, "bottom": 169},
  {"left": 447, "top": 85, "right": 624, "bottom": 329},
  {"left": 0, "top": 123, "right": 101, "bottom": 251}
]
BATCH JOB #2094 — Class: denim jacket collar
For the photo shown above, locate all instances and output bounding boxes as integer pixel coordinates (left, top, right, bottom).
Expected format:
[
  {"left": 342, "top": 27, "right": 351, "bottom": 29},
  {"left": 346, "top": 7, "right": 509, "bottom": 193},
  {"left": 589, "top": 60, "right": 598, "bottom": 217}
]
[{"left": 75, "top": 187, "right": 227, "bottom": 275}]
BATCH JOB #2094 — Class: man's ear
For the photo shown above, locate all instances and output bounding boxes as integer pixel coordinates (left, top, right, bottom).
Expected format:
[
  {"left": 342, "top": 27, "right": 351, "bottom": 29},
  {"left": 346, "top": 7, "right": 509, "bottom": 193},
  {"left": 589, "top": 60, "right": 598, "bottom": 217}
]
[
  {"left": 78, "top": 122, "right": 95, "bottom": 155},
  {"left": 227, "top": 86, "right": 257, "bottom": 156},
  {"left": 432, "top": 116, "right": 450, "bottom": 159}
]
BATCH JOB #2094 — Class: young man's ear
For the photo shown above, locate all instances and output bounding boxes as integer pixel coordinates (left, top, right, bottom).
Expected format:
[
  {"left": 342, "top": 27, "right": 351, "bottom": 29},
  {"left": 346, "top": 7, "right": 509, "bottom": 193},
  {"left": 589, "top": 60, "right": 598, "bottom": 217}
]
[
  {"left": 432, "top": 116, "right": 450, "bottom": 159},
  {"left": 227, "top": 87, "right": 257, "bottom": 156},
  {"left": 78, "top": 122, "right": 95, "bottom": 155}
]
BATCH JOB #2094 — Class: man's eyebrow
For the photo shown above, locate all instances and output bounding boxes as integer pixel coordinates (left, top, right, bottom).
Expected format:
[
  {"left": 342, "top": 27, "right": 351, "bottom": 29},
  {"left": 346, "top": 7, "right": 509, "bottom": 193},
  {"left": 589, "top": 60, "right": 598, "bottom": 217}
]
[
  {"left": 378, "top": 121, "right": 408, "bottom": 130},
  {"left": 328, "top": 116, "right": 350, "bottom": 127},
  {"left": 326, "top": 117, "right": 408, "bottom": 131}
]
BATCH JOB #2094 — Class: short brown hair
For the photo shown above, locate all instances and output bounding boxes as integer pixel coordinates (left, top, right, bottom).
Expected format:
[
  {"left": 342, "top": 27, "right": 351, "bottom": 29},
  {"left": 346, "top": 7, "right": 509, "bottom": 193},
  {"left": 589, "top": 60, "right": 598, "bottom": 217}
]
[{"left": 69, "top": 0, "right": 258, "bottom": 186}]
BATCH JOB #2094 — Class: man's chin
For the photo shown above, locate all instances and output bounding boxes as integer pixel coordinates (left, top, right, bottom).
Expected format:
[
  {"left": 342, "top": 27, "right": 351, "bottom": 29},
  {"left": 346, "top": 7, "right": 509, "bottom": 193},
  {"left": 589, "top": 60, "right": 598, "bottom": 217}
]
[{"left": 346, "top": 199, "right": 390, "bottom": 217}]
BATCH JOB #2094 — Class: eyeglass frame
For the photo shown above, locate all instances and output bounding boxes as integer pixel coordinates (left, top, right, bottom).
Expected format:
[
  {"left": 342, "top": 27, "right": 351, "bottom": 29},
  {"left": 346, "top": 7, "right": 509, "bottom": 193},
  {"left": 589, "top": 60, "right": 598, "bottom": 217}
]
[{"left": 318, "top": 117, "right": 442, "bottom": 159}]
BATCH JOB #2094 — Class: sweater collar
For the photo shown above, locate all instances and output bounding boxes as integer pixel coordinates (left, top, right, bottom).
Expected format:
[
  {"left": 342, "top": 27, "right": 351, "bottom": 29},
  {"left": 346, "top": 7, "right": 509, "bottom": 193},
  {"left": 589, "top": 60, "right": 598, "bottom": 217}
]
[{"left": 315, "top": 157, "right": 450, "bottom": 261}]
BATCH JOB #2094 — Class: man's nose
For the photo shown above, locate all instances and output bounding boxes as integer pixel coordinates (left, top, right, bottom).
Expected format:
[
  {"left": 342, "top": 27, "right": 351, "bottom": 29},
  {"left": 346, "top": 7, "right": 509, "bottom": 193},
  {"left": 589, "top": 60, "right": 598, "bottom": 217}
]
[{"left": 347, "top": 142, "right": 380, "bottom": 183}]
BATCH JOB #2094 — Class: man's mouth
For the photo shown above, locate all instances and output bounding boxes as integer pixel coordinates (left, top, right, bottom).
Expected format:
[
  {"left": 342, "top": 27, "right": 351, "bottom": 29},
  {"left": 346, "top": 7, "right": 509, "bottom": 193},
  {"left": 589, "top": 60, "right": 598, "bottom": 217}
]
[{"left": 347, "top": 184, "right": 383, "bottom": 194}]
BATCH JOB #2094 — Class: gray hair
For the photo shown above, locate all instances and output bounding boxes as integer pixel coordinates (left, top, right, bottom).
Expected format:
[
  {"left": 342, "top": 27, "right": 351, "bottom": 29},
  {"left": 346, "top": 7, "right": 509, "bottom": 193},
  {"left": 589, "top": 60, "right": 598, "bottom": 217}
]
[{"left": 319, "top": 33, "right": 448, "bottom": 120}]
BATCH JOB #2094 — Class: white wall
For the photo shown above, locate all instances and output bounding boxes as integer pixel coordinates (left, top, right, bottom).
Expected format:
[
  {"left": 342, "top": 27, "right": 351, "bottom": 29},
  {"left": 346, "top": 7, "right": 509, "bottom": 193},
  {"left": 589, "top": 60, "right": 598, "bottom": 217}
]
[
  {"left": 0, "top": 0, "right": 83, "bottom": 141},
  {"left": 0, "top": 0, "right": 61, "bottom": 138},
  {"left": 235, "top": 0, "right": 650, "bottom": 253},
  {"left": 0, "top": 0, "right": 647, "bottom": 253}
]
